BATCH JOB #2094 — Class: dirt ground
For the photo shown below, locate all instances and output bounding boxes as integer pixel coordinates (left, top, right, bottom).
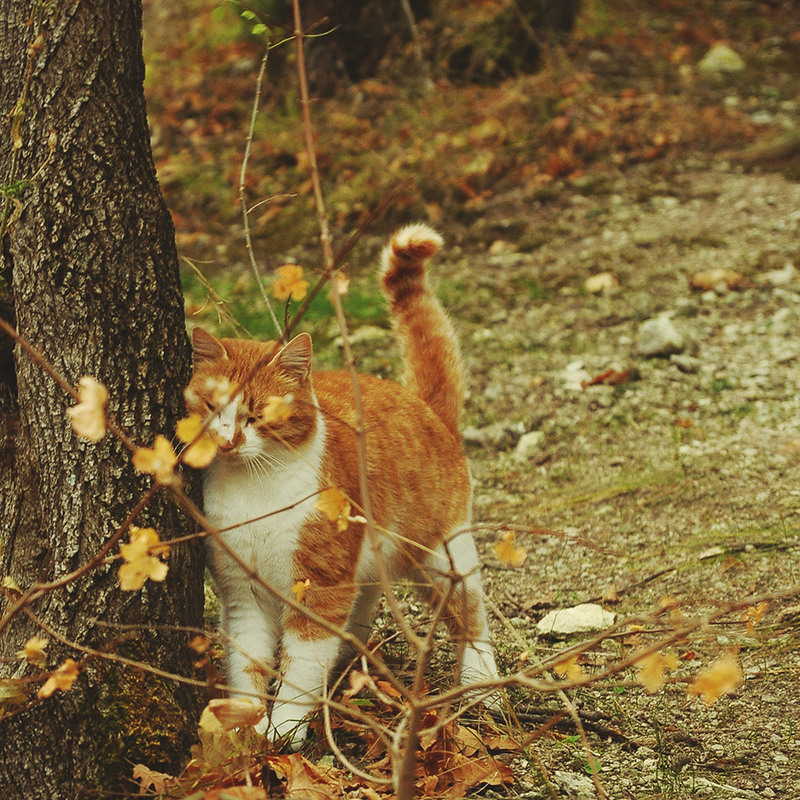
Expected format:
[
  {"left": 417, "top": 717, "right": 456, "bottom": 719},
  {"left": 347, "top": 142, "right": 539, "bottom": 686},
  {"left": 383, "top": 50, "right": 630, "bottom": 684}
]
[{"left": 447, "top": 163, "right": 800, "bottom": 799}]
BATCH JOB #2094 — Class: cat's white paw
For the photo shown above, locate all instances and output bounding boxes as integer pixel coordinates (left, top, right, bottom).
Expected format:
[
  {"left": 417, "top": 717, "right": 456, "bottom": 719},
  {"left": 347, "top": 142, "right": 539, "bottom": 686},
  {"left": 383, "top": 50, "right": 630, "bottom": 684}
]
[
  {"left": 261, "top": 702, "right": 311, "bottom": 751},
  {"left": 460, "top": 644, "right": 503, "bottom": 710}
]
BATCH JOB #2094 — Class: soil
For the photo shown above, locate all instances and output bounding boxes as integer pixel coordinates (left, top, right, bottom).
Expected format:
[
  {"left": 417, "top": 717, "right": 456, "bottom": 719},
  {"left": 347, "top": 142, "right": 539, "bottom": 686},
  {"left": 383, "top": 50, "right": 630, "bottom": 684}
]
[{"left": 449, "top": 163, "right": 800, "bottom": 799}]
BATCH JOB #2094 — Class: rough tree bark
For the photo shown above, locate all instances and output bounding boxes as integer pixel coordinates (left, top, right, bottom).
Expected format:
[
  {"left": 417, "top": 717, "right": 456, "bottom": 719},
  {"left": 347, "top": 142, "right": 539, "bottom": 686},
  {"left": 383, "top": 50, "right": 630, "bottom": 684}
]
[{"left": 0, "top": 2, "right": 204, "bottom": 798}]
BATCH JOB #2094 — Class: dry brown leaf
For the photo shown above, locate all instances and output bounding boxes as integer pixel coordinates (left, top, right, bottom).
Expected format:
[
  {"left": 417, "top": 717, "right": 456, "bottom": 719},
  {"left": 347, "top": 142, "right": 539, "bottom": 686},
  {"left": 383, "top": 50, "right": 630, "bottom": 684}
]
[
  {"left": 131, "top": 763, "right": 174, "bottom": 795},
  {"left": 689, "top": 268, "right": 751, "bottom": 292},
  {"left": 634, "top": 650, "right": 679, "bottom": 693},
  {"left": 118, "top": 526, "right": 170, "bottom": 591},
  {"left": 38, "top": 658, "right": 79, "bottom": 698},
  {"left": 132, "top": 435, "right": 178, "bottom": 485},
  {"left": 206, "top": 697, "right": 266, "bottom": 731},
  {"left": 273, "top": 264, "right": 309, "bottom": 301},
  {"left": 188, "top": 634, "right": 212, "bottom": 654},
  {"left": 176, "top": 413, "right": 218, "bottom": 468},
  {"left": 17, "top": 635, "right": 48, "bottom": 667},
  {"left": 315, "top": 487, "right": 351, "bottom": 532},
  {"left": 553, "top": 655, "right": 583, "bottom": 681},
  {"left": 67, "top": 376, "right": 108, "bottom": 441},
  {"left": 292, "top": 578, "right": 310, "bottom": 604},
  {"left": 687, "top": 651, "right": 743, "bottom": 706},
  {"left": 742, "top": 601, "right": 768, "bottom": 634},
  {"left": 494, "top": 531, "right": 527, "bottom": 568}
]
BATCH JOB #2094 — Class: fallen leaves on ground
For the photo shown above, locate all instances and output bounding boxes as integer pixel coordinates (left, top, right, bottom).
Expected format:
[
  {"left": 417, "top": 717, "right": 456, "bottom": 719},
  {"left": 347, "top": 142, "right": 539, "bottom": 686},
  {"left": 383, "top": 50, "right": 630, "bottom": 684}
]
[
  {"left": 133, "top": 700, "right": 518, "bottom": 800},
  {"left": 634, "top": 650, "right": 679, "bottom": 693},
  {"left": 687, "top": 651, "right": 743, "bottom": 706},
  {"left": 494, "top": 531, "right": 528, "bottom": 568},
  {"left": 689, "top": 268, "right": 752, "bottom": 292}
]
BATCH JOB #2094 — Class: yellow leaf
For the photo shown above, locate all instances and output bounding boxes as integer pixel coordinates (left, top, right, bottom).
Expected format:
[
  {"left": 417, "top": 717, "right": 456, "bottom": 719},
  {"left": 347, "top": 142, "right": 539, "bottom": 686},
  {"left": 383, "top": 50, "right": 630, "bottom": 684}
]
[
  {"left": 17, "top": 636, "right": 48, "bottom": 667},
  {"left": 206, "top": 697, "right": 266, "bottom": 731},
  {"left": 553, "top": 655, "right": 582, "bottom": 681},
  {"left": 262, "top": 394, "right": 293, "bottom": 424},
  {"left": 687, "top": 652, "right": 743, "bottom": 706},
  {"left": 742, "top": 601, "right": 768, "bottom": 634},
  {"left": 315, "top": 487, "right": 351, "bottom": 532},
  {"left": 176, "top": 413, "right": 218, "bottom": 468},
  {"left": 132, "top": 764, "right": 174, "bottom": 796},
  {"left": 38, "top": 658, "right": 79, "bottom": 698},
  {"left": 118, "top": 526, "right": 170, "bottom": 591},
  {"left": 2, "top": 576, "right": 22, "bottom": 596},
  {"left": 331, "top": 271, "right": 350, "bottom": 297},
  {"left": 188, "top": 634, "right": 212, "bottom": 654},
  {"left": 292, "top": 578, "right": 310, "bottom": 604},
  {"left": 273, "top": 264, "right": 309, "bottom": 302},
  {"left": 634, "top": 650, "right": 679, "bottom": 693},
  {"left": 494, "top": 531, "right": 527, "bottom": 568},
  {"left": 132, "top": 435, "right": 178, "bottom": 485},
  {"left": 66, "top": 376, "right": 108, "bottom": 441}
]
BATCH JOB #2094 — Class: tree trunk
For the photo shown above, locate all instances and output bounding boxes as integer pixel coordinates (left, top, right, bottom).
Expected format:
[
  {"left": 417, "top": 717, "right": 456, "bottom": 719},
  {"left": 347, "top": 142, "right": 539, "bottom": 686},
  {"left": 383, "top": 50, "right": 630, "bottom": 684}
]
[{"left": 0, "top": 2, "right": 204, "bottom": 797}]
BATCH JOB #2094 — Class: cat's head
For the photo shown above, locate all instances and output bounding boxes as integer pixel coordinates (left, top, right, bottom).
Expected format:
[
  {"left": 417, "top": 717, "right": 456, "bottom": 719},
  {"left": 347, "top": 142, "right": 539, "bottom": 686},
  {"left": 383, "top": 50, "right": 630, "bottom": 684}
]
[{"left": 184, "top": 328, "right": 318, "bottom": 463}]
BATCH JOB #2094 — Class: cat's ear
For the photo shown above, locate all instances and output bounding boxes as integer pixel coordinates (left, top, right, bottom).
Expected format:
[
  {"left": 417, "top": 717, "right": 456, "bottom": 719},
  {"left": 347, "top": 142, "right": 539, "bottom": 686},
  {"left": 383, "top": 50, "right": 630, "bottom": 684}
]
[
  {"left": 192, "top": 327, "right": 228, "bottom": 365},
  {"left": 274, "top": 333, "right": 312, "bottom": 382}
]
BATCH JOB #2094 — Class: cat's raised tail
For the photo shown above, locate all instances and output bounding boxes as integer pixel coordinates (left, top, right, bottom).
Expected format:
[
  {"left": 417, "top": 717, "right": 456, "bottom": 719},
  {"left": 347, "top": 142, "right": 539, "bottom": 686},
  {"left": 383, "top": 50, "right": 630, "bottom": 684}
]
[{"left": 381, "top": 224, "right": 463, "bottom": 438}]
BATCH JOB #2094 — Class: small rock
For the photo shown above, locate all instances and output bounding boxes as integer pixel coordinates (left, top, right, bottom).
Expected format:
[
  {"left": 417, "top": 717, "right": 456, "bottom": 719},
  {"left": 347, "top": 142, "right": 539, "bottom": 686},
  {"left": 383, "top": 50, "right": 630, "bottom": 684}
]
[
  {"left": 462, "top": 423, "right": 511, "bottom": 450},
  {"left": 758, "top": 260, "right": 796, "bottom": 286},
  {"left": 636, "top": 314, "right": 685, "bottom": 357},
  {"left": 512, "top": 431, "right": 545, "bottom": 462},
  {"left": 333, "top": 325, "right": 390, "bottom": 348},
  {"left": 698, "top": 44, "right": 746, "bottom": 75},
  {"left": 537, "top": 603, "right": 616, "bottom": 636},
  {"left": 584, "top": 272, "right": 619, "bottom": 295},
  {"left": 562, "top": 360, "right": 592, "bottom": 391},
  {"left": 632, "top": 223, "right": 662, "bottom": 246},
  {"left": 671, "top": 353, "right": 701, "bottom": 374},
  {"left": 553, "top": 770, "right": 597, "bottom": 800}
]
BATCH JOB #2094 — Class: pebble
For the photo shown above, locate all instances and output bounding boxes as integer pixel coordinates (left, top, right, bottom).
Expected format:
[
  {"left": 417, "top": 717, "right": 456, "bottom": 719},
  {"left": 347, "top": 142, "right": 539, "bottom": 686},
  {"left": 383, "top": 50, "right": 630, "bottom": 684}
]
[
  {"left": 698, "top": 43, "right": 746, "bottom": 74},
  {"left": 537, "top": 603, "right": 616, "bottom": 636},
  {"left": 670, "top": 353, "right": 701, "bottom": 373},
  {"left": 636, "top": 314, "right": 685, "bottom": 357},
  {"left": 552, "top": 770, "right": 597, "bottom": 799},
  {"left": 512, "top": 431, "right": 545, "bottom": 461}
]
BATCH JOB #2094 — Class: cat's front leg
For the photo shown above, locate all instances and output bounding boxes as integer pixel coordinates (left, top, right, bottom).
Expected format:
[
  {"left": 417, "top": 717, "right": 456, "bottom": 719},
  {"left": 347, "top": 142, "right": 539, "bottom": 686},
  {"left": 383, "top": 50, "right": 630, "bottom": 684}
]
[
  {"left": 218, "top": 587, "right": 280, "bottom": 705},
  {"left": 265, "top": 630, "right": 342, "bottom": 750}
]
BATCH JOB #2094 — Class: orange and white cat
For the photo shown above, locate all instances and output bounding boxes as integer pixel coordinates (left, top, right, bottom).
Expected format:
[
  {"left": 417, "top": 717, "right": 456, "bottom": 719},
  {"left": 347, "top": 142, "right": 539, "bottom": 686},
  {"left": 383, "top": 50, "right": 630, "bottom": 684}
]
[{"left": 185, "top": 224, "right": 498, "bottom": 749}]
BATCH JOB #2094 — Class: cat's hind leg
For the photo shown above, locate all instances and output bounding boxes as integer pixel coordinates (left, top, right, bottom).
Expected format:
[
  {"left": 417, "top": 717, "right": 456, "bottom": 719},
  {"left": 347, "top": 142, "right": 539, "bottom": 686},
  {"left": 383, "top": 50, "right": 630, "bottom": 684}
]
[{"left": 417, "top": 525, "right": 499, "bottom": 692}]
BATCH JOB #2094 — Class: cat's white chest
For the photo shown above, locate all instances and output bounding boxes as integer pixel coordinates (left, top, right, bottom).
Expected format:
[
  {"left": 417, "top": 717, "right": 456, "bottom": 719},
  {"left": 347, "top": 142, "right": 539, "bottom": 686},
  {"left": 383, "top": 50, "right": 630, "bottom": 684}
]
[{"left": 202, "top": 421, "right": 326, "bottom": 591}]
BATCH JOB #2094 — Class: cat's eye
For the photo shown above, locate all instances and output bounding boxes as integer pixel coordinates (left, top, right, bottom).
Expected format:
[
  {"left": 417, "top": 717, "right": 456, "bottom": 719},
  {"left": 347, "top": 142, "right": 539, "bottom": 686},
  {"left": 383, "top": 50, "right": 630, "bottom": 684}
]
[{"left": 245, "top": 415, "right": 257, "bottom": 425}]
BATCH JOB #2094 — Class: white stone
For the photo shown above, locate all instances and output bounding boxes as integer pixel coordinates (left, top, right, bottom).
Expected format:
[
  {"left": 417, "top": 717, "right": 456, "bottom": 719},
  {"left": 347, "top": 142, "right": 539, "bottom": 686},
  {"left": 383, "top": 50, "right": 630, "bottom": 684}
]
[
  {"left": 513, "top": 431, "right": 545, "bottom": 461},
  {"left": 536, "top": 603, "right": 617, "bottom": 636},
  {"left": 562, "top": 360, "right": 592, "bottom": 391},
  {"left": 698, "top": 44, "right": 745, "bottom": 75},
  {"left": 553, "top": 770, "right": 597, "bottom": 799},
  {"left": 636, "top": 314, "right": 685, "bottom": 357}
]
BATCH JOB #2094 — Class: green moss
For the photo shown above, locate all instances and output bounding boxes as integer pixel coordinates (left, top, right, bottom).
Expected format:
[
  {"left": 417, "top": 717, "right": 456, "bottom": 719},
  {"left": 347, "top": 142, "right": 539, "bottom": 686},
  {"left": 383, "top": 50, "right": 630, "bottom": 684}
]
[{"left": 82, "top": 647, "right": 200, "bottom": 791}]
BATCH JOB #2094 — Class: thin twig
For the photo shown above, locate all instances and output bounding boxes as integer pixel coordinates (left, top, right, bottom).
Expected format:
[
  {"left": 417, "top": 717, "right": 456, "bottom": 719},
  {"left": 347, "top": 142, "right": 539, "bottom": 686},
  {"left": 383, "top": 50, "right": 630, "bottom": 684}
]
[{"left": 239, "top": 48, "right": 282, "bottom": 338}]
